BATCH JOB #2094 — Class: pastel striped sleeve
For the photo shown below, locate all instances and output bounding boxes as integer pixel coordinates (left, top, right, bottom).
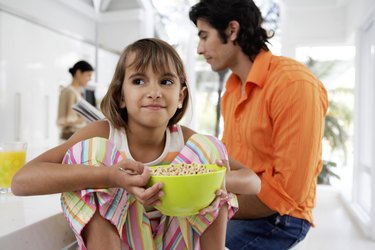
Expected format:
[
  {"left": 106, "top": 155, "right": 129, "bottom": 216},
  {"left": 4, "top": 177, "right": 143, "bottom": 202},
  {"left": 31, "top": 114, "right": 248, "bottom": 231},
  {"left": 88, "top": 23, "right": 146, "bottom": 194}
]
[{"left": 60, "top": 137, "right": 126, "bottom": 245}]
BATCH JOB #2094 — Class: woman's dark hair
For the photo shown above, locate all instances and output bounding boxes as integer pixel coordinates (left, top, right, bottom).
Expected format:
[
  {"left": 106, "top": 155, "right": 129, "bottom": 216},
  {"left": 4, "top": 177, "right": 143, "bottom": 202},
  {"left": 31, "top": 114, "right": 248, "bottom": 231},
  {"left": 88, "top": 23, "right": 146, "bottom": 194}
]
[
  {"left": 68, "top": 60, "right": 94, "bottom": 76},
  {"left": 189, "top": 0, "right": 273, "bottom": 62}
]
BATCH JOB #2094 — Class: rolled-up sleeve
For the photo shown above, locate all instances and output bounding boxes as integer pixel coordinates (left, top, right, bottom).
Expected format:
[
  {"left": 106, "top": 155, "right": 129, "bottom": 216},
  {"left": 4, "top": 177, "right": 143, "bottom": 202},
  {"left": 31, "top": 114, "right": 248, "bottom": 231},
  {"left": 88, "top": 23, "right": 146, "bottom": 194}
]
[{"left": 258, "top": 80, "right": 328, "bottom": 214}]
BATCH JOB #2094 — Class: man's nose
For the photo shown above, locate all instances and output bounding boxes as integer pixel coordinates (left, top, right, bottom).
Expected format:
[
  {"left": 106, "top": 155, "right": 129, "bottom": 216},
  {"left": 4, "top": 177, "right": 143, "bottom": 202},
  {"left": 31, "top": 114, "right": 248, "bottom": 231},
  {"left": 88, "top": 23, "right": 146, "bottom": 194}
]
[{"left": 197, "top": 42, "right": 204, "bottom": 55}]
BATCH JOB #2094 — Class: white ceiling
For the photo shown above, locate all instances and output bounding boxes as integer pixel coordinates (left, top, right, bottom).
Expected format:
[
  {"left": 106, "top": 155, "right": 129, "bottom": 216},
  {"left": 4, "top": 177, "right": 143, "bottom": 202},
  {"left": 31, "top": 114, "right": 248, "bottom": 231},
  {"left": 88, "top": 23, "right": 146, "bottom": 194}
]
[
  {"left": 74, "top": 0, "right": 353, "bottom": 19},
  {"left": 80, "top": 0, "right": 353, "bottom": 12},
  {"left": 282, "top": 0, "right": 350, "bottom": 8},
  {"left": 64, "top": 0, "right": 357, "bottom": 53},
  {"left": 77, "top": 0, "right": 146, "bottom": 13}
]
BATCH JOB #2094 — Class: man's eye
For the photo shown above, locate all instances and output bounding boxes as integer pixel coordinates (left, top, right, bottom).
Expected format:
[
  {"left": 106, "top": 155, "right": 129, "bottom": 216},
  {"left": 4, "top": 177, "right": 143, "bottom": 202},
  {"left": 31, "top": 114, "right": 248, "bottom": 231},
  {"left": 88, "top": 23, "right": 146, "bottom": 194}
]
[
  {"left": 133, "top": 79, "right": 144, "bottom": 85},
  {"left": 161, "top": 79, "right": 173, "bottom": 85}
]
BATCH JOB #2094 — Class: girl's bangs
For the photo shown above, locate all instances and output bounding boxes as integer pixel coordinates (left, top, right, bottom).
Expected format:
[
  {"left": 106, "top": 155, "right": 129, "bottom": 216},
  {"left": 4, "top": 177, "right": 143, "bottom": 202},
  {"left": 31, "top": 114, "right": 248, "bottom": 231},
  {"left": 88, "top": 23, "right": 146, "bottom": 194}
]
[{"left": 127, "top": 46, "right": 175, "bottom": 75}]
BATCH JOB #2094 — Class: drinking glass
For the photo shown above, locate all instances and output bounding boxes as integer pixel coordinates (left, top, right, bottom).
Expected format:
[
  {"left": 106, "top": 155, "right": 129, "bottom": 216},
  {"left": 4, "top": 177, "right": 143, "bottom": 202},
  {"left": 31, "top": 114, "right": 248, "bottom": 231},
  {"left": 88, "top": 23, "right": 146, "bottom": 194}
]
[{"left": 0, "top": 142, "right": 27, "bottom": 194}]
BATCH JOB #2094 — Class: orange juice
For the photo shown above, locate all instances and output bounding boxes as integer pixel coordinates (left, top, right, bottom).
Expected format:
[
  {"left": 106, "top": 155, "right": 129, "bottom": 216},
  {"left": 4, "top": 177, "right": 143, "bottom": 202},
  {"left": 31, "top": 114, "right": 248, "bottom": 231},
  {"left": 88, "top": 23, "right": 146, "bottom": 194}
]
[{"left": 0, "top": 151, "right": 26, "bottom": 188}]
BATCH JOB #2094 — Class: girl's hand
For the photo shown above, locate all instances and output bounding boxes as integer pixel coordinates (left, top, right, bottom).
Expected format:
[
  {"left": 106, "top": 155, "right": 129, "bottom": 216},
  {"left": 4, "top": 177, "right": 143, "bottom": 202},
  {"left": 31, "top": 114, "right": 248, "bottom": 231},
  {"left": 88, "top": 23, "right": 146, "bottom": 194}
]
[
  {"left": 199, "top": 189, "right": 229, "bottom": 215},
  {"left": 110, "top": 159, "right": 164, "bottom": 206},
  {"left": 130, "top": 182, "right": 164, "bottom": 207}
]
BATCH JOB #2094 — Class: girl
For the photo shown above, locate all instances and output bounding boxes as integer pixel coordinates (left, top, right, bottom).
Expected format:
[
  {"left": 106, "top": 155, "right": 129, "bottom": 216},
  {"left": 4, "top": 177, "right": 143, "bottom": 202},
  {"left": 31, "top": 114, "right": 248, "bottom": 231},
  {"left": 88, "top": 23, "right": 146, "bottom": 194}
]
[{"left": 12, "top": 38, "right": 260, "bottom": 250}]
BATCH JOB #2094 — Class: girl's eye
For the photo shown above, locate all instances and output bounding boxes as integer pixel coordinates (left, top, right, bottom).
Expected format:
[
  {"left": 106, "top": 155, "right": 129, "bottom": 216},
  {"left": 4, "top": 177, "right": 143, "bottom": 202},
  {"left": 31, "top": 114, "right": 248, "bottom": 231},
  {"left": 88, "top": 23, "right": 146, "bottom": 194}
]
[
  {"left": 132, "top": 79, "right": 144, "bottom": 85},
  {"left": 161, "top": 79, "right": 174, "bottom": 85}
]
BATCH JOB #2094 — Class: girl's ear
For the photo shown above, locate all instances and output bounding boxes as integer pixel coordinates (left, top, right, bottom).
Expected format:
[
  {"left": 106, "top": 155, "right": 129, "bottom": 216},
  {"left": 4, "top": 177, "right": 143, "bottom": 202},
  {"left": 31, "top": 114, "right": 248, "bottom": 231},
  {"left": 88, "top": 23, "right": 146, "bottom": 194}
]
[
  {"left": 120, "top": 95, "right": 126, "bottom": 108},
  {"left": 226, "top": 20, "right": 240, "bottom": 42},
  {"left": 178, "top": 86, "right": 187, "bottom": 108}
]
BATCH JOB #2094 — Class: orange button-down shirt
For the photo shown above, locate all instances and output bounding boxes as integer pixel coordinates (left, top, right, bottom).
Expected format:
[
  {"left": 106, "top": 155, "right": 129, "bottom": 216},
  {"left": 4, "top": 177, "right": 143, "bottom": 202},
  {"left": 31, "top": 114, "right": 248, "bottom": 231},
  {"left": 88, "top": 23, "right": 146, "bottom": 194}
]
[{"left": 221, "top": 50, "right": 328, "bottom": 224}]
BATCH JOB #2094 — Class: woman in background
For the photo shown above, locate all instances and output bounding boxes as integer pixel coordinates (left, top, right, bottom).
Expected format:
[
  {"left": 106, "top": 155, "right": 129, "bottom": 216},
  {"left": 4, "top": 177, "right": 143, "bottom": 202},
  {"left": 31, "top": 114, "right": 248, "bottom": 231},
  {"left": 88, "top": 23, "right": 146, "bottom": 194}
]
[{"left": 57, "top": 60, "right": 94, "bottom": 140}]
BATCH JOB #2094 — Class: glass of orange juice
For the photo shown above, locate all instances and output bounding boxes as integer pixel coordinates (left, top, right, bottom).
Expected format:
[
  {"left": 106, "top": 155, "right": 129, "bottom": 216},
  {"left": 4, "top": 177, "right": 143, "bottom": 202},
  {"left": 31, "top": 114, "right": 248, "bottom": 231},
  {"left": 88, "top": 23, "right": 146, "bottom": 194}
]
[{"left": 0, "top": 142, "right": 27, "bottom": 194}]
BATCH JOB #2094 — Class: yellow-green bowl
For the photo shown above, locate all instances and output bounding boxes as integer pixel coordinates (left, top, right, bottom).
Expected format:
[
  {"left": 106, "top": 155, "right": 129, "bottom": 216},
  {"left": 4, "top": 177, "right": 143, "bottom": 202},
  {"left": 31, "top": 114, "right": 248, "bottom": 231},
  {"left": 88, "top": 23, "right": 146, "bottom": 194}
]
[{"left": 147, "top": 164, "right": 225, "bottom": 217}]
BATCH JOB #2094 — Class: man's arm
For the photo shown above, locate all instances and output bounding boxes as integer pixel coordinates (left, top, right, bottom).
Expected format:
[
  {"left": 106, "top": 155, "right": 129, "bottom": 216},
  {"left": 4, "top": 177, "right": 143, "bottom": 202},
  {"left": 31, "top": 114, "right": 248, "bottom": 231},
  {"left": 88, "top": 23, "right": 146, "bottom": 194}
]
[
  {"left": 228, "top": 157, "right": 275, "bottom": 218},
  {"left": 234, "top": 194, "right": 276, "bottom": 219}
]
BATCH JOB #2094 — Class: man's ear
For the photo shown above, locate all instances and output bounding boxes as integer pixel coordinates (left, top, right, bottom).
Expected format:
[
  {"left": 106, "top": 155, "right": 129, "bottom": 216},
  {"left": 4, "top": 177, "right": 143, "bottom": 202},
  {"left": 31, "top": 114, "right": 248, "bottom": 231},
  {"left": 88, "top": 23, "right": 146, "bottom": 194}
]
[{"left": 226, "top": 20, "right": 240, "bottom": 42}]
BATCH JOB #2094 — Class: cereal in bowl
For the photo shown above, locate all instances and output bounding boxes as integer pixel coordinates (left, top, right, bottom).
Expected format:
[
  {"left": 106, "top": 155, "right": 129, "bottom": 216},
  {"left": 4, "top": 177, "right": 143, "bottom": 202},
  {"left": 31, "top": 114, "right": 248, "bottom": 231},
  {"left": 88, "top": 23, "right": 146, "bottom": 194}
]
[{"left": 150, "top": 163, "right": 215, "bottom": 176}]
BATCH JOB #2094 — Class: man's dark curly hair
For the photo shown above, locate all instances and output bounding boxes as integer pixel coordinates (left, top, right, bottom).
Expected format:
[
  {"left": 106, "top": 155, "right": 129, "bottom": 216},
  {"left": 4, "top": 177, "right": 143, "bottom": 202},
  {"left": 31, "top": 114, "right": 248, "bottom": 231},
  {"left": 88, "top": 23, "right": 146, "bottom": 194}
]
[{"left": 189, "top": 0, "right": 273, "bottom": 62}]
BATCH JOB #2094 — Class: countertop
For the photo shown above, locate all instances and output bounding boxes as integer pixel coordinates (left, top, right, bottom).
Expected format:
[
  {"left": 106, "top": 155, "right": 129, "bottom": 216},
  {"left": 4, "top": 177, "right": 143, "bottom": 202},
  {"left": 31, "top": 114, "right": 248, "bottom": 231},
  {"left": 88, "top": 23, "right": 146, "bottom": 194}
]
[{"left": 0, "top": 193, "right": 76, "bottom": 249}]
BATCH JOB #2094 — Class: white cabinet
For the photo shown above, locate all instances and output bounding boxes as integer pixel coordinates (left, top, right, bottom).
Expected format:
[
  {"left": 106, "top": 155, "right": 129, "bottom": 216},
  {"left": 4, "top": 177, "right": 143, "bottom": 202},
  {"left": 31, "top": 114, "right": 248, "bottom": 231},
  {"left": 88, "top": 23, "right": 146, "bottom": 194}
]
[
  {"left": 0, "top": 11, "right": 118, "bottom": 160},
  {"left": 0, "top": 194, "right": 76, "bottom": 249}
]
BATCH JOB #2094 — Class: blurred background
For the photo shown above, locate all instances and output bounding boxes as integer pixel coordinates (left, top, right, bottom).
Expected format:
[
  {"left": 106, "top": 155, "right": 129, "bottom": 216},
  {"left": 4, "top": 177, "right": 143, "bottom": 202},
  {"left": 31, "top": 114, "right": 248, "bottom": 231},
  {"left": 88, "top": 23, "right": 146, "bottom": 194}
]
[{"left": 0, "top": 0, "right": 374, "bottom": 249}]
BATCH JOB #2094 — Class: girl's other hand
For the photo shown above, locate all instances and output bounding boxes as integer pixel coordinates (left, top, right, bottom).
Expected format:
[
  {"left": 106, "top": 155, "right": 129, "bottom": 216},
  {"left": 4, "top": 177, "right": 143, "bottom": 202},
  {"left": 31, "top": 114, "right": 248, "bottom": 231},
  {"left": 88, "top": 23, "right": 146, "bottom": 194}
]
[
  {"left": 215, "top": 159, "right": 231, "bottom": 172},
  {"left": 199, "top": 189, "right": 229, "bottom": 215},
  {"left": 199, "top": 159, "right": 230, "bottom": 215}
]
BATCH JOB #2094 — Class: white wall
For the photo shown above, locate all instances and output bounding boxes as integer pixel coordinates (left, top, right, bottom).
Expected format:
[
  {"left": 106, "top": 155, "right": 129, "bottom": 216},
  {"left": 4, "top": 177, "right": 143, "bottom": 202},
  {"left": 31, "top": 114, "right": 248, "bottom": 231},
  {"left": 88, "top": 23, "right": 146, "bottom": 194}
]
[{"left": 350, "top": 0, "right": 375, "bottom": 240}]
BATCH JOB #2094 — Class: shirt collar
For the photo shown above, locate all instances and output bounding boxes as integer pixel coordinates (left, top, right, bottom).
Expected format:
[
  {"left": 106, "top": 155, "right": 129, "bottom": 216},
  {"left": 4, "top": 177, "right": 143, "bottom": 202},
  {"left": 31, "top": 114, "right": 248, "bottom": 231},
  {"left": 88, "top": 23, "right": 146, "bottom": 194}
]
[{"left": 226, "top": 50, "right": 272, "bottom": 92}]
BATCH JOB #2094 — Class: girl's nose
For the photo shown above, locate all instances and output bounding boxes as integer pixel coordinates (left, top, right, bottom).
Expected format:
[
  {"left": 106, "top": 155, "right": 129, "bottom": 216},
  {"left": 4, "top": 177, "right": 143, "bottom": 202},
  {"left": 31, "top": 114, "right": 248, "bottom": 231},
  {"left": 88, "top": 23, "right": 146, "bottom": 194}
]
[{"left": 147, "top": 84, "right": 162, "bottom": 99}]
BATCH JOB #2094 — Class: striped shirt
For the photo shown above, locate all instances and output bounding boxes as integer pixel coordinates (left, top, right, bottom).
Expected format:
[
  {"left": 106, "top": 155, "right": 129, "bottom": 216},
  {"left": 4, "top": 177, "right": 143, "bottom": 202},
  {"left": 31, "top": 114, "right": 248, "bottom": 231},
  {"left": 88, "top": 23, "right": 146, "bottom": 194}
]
[
  {"left": 61, "top": 124, "right": 238, "bottom": 249},
  {"left": 221, "top": 50, "right": 328, "bottom": 224}
]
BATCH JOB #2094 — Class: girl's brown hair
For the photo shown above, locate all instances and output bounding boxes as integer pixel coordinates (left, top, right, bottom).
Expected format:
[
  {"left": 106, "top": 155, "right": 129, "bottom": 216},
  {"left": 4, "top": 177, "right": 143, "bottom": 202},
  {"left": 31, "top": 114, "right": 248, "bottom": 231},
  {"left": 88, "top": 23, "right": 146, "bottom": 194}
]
[{"left": 100, "top": 38, "right": 189, "bottom": 129}]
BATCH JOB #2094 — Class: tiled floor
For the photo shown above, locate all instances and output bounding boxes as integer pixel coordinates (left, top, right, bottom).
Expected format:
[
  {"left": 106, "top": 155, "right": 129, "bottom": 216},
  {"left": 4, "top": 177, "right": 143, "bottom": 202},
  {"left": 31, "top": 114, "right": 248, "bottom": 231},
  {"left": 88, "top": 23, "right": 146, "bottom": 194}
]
[{"left": 295, "top": 186, "right": 375, "bottom": 250}]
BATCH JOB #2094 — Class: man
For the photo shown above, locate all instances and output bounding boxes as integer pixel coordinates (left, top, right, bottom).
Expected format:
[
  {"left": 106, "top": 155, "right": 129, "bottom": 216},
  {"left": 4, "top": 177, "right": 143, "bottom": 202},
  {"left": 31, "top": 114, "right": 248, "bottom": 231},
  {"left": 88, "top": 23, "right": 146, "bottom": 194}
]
[{"left": 189, "top": 0, "right": 328, "bottom": 249}]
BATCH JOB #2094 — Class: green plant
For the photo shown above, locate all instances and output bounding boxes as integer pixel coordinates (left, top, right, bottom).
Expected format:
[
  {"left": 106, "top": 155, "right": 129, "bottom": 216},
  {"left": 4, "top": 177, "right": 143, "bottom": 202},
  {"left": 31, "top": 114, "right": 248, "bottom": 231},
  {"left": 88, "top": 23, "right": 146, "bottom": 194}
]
[
  {"left": 319, "top": 160, "right": 340, "bottom": 185},
  {"left": 305, "top": 57, "right": 353, "bottom": 184}
]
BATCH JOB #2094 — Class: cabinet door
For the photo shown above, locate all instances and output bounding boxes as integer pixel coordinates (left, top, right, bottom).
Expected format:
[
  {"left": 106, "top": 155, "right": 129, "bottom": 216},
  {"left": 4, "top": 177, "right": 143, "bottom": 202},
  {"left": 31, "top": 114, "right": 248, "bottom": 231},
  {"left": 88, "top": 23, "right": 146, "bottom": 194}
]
[{"left": 0, "top": 11, "right": 96, "bottom": 160}]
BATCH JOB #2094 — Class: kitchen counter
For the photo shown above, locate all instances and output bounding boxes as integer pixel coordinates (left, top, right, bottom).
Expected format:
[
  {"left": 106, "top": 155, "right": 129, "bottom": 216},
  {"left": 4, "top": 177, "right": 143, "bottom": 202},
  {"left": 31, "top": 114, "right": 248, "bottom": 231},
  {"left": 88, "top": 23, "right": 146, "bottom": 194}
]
[{"left": 0, "top": 193, "right": 75, "bottom": 249}]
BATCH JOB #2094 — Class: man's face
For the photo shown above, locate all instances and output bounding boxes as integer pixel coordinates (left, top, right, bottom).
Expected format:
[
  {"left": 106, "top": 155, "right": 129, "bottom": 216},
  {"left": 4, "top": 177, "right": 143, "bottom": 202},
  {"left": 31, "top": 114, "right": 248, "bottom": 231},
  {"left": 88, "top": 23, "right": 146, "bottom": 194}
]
[{"left": 196, "top": 19, "right": 237, "bottom": 72}]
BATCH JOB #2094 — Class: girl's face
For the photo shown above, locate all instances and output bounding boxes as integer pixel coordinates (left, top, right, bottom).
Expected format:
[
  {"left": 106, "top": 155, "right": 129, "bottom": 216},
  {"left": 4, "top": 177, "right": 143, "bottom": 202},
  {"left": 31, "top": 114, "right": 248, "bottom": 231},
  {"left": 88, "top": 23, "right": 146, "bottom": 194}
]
[{"left": 120, "top": 53, "right": 186, "bottom": 130}]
